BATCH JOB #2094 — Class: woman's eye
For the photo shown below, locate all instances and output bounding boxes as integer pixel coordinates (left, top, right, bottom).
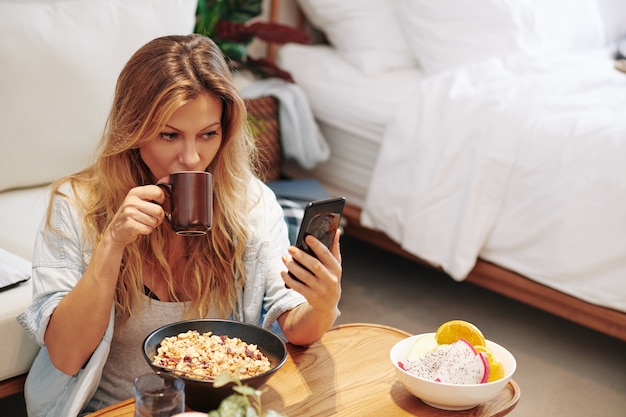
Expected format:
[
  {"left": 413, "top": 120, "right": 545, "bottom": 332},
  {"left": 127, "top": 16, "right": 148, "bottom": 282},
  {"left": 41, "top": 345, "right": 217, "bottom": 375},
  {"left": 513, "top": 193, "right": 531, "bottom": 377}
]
[
  {"left": 160, "top": 132, "right": 178, "bottom": 141},
  {"left": 201, "top": 131, "right": 219, "bottom": 140}
]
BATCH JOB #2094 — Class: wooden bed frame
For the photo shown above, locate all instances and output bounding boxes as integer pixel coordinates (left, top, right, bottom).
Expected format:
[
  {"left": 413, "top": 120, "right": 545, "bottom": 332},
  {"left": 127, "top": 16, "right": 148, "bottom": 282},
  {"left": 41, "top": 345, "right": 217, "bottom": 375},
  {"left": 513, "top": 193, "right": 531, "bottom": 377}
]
[{"left": 341, "top": 203, "right": 626, "bottom": 342}]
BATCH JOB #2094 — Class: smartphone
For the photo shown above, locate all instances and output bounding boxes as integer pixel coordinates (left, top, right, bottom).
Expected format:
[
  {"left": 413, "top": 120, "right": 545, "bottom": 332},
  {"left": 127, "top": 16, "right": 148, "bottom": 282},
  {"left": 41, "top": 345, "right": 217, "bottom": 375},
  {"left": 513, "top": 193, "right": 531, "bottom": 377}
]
[{"left": 288, "top": 196, "right": 345, "bottom": 284}]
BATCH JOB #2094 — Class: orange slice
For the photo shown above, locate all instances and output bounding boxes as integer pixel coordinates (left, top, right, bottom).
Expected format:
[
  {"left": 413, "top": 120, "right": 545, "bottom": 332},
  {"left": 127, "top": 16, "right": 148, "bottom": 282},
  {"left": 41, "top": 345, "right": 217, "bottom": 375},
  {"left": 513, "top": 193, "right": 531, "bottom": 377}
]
[
  {"left": 474, "top": 345, "right": 492, "bottom": 356},
  {"left": 487, "top": 360, "right": 505, "bottom": 382},
  {"left": 435, "top": 320, "right": 486, "bottom": 347}
]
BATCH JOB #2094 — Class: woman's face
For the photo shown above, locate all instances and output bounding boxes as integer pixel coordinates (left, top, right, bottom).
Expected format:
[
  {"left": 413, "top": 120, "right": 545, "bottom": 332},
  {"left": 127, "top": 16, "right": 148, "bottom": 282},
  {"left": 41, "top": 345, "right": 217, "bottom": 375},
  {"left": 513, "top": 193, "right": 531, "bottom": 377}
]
[{"left": 140, "top": 93, "right": 223, "bottom": 180}]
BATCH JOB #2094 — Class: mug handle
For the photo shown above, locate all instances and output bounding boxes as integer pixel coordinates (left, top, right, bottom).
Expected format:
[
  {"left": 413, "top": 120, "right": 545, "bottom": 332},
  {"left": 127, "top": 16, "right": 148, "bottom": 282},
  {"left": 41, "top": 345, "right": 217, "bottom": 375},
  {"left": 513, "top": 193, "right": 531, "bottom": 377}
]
[{"left": 156, "top": 182, "right": 172, "bottom": 224}]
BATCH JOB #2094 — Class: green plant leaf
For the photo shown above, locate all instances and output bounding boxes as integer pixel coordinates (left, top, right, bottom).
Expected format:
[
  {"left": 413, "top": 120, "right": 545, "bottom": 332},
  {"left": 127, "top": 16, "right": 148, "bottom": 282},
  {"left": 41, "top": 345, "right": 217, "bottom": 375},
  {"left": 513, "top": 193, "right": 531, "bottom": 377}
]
[
  {"left": 222, "top": 0, "right": 263, "bottom": 23},
  {"left": 199, "top": 0, "right": 262, "bottom": 27},
  {"left": 213, "top": 372, "right": 238, "bottom": 388},
  {"left": 234, "top": 384, "right": 261, "bottom": 397},
  {"left": 218, "top": 40, "right": 249, "bottom": 63},
  {"left": 195, "top": 0, "right": 222, "bottom": 36},
  {"left": 207, "top": 393, "right": 250, "bottom": 417},
  {"left": 195, "top": 0, "right": 305, "bottom": 81}
]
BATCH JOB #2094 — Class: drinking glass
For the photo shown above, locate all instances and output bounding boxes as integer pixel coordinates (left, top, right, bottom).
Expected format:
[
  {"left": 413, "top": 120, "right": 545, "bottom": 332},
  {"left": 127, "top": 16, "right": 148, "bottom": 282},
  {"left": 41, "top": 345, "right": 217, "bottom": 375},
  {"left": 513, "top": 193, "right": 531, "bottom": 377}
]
[{"left": 133, "top": 372, "right": 185, "bottom": 417}]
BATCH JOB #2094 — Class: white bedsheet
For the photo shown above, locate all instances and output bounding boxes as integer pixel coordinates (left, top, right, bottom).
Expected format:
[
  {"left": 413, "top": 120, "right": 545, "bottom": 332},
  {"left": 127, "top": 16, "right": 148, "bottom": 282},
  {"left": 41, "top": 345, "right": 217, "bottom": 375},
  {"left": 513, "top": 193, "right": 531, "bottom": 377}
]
[
  {"left": 277, "top": 44, "right": 425, "bottom": 204},
  {"left": 362, "top": 49, "right": 626, "bottom": 312},
  {"left": 277, "top": 44, "right": 424, "bottom": 143}
]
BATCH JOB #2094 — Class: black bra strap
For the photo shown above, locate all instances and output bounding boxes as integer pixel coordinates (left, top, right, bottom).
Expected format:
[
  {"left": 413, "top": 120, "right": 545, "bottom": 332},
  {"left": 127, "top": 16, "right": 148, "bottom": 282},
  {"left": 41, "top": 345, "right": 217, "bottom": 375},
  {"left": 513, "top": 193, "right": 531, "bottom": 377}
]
[{"left": 143, "top": 285, "right": 160, "bottom": 301}]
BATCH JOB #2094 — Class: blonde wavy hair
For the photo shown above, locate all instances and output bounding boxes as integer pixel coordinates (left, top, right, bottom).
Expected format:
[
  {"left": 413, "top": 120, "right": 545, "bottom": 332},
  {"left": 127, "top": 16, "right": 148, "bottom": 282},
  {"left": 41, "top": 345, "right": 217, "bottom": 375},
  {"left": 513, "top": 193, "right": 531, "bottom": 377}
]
[{"left": 47, "top": 34, "right": 259, "bottom": 325}]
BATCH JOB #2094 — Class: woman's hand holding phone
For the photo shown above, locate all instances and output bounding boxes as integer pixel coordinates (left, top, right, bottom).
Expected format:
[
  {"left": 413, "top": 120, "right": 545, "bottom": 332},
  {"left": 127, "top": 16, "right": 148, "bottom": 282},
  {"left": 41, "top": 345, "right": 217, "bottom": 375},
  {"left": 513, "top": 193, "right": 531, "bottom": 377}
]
[
  {"left": 282, "top": 229, "right": 343, "bottom": 314},
  {"left": 283, "top": 197, "right": 345, "bottom": 288},
  {"left": 279, "top": 197, "right": 345, "bottom": 346}
]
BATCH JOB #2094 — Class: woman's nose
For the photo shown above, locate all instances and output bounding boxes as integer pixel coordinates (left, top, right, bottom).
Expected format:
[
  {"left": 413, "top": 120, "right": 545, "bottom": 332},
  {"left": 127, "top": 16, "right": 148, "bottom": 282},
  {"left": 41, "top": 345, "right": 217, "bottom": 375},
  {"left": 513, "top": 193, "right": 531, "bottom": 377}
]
[{"left": 180, "top": 139, "right": 201, "bottom": 168}]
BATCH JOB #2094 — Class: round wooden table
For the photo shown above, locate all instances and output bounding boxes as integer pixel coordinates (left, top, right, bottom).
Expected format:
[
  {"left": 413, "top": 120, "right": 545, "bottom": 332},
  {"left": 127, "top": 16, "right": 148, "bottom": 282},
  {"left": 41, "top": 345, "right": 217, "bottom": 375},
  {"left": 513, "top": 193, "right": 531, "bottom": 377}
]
[{"left": 88, "top": 323, "right": 520, "bottom": 417}]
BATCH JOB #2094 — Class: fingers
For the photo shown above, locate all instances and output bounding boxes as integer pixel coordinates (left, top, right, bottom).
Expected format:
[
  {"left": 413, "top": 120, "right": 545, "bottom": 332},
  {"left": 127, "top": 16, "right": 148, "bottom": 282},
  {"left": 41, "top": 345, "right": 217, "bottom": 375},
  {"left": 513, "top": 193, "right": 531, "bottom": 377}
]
[
  {"left": 282, "top": 235, "right": 342, "bottom": 312},
  {"left": 281, "top": 261, "right": 312, "bottom": 290},
  {"left": 283, "top": 234, "right": 342, "bottom": 289},
  {"left": 134, "top": 185, "right": 166, "bottom": 216},
  {"left": 105, "top": 185, "right": 166, "bottom": 246},
  {"left": 142, "top": 183, "right": 166, "bottom": 205},
  {"left": 304, "top": 234, "right": 342, "bottom": 275}
]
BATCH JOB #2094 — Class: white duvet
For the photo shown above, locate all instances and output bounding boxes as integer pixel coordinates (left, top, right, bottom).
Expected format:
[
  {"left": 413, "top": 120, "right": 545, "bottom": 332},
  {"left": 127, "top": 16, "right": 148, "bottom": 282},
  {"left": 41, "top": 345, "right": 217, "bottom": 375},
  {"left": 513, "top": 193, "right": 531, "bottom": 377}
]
[{"left": 362, "top": 49, "right": 626, "bottom": 313}]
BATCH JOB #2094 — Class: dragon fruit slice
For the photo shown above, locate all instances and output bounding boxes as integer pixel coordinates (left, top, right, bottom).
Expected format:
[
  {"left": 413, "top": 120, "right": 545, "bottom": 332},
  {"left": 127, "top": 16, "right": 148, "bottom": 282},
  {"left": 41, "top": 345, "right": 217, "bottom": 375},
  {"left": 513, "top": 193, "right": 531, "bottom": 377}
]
[
  {"left": 403, "top": 343, "right": 455, "bottom": 380},
  {"left": 403, "top": 339, "right": 489, "bottom": 384},
  {"left": 435, "top": 339, "right": 489, "bottom": 384}
]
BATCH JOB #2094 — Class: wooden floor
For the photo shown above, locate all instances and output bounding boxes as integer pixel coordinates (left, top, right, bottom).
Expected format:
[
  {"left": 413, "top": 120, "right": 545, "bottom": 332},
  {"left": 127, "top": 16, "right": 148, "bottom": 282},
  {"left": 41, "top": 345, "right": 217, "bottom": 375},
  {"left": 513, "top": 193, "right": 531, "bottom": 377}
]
[{"left": 333, "top": 235, "right": 626, "bottom": 417}]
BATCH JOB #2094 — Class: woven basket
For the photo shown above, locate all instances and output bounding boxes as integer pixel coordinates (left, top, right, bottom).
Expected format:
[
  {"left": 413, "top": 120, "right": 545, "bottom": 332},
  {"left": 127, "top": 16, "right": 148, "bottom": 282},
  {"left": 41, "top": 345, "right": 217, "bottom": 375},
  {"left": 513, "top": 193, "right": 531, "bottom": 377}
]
[{"left": 245, "top": 96, "right": 282, "bottom": 182}]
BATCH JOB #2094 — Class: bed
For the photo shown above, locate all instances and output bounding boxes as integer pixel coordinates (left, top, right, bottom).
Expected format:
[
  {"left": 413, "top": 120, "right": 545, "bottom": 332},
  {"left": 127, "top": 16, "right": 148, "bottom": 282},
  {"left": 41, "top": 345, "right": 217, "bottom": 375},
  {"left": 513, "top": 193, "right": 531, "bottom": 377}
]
[{"left": 271, "top": 0, "right": 626, "bottom": 341}]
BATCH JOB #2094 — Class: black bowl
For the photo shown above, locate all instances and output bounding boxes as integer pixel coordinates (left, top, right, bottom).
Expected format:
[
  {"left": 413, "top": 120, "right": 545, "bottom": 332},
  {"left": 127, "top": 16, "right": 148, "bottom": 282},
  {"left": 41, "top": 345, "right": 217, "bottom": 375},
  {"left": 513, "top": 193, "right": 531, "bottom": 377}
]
[{"left": 142, "top": 319, "right": 287, "bottom": 412}]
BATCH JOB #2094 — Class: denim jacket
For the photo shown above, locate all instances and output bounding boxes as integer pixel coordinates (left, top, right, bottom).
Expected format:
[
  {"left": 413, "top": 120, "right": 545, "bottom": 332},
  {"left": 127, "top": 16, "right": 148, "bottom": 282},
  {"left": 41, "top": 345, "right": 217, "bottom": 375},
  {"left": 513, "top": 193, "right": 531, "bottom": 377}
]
[{"left": 17, "top": 178, "right": 306, "bottom": 417}]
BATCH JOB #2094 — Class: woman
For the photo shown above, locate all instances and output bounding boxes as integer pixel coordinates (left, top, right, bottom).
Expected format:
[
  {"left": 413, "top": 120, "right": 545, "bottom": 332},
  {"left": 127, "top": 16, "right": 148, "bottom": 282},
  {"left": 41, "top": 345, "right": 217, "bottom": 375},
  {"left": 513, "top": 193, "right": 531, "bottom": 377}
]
[{"left": 18, "top": 34, "right": 342, "bottom": 416}]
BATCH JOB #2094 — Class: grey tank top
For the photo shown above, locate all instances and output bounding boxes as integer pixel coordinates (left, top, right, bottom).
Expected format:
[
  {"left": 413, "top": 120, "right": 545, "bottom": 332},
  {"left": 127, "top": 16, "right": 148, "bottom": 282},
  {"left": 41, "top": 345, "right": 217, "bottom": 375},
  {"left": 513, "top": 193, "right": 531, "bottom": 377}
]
[{"left": 86, "top": 294, "right": 215, "bottom": 411}]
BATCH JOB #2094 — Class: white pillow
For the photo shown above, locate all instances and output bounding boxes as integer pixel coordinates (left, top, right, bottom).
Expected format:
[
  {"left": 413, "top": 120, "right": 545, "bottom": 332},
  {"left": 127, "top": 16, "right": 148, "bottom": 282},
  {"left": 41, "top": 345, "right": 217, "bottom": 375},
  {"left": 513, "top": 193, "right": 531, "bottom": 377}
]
[
  {"left": 0, "top": 248, "right": 30, "bottom": 290},
  {"left": 597, "top": 0, "right": 626, "bottom": 44},
  {"left": 0, "top": 0, "right": 198, "bottom": 192},
  {"left": 396, "top": 0, "right": 606, "bottom": 76},
  {"left": 296, "top": 0, "right": 415, "bottom": 75}
]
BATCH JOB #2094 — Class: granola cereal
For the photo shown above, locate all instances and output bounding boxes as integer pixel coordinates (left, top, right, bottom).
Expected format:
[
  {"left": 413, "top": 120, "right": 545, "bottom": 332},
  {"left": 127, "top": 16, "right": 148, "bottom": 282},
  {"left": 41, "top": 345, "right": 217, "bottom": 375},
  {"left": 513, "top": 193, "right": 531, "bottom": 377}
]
[{"left": 152, "top": 330, "right": 272, "bottom": 380}]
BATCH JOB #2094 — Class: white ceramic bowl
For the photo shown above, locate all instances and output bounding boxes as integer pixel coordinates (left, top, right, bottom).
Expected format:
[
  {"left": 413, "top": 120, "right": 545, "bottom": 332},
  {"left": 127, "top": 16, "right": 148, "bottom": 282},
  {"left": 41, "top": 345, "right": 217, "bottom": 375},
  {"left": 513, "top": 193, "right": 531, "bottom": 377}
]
[{"left": 390, "top": 333, "right": 516, "bottom": 410}]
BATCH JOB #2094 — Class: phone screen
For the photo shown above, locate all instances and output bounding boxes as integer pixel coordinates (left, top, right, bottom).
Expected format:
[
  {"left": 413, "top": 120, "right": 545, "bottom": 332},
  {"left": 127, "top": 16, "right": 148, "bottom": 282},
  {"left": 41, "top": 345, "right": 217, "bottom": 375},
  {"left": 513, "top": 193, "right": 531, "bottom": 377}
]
[
  {"left": 295, "top": 197, "right": 345, "bottom": 255},
  {"left": 288, "top": 197, "right": 345, "bottom": 285}
]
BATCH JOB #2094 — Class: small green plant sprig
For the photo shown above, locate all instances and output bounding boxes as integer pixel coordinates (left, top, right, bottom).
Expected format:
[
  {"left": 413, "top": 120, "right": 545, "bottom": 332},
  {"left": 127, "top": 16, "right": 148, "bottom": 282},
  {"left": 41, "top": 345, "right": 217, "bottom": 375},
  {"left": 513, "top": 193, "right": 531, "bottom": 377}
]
[{"left": 208, "top": 372, "right": 287, "bottom": 417}]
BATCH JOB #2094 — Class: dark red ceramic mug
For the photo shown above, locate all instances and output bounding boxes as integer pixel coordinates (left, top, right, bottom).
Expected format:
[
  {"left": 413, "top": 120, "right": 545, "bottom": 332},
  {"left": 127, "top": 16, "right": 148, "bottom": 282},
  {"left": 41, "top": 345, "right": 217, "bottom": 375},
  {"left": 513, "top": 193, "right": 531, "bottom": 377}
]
[{"left": 156, "top": 171, "right": 212, "bottom": 236}]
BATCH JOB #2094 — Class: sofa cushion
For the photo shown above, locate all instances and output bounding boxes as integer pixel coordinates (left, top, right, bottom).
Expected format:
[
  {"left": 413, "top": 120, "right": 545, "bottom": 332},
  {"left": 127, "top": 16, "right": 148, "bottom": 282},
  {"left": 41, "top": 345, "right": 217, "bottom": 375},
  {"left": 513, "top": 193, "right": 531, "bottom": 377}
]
[
  {"left": 396, "top": 0, "right": 607, "bottom": 75},
  {"left": 0, "top": 0, "right": 198, "bottom": 192},
  {"left": 1, "top": 248, "right": 31, "bottom": 288},
  {"left": 0, "top": 186, "right": 50, "bottom": 261},
  {"left": 0, "top": 248, "right": 30, "bottom": 290},
  {"left": 0, "top": 249, "right": 39, "bottom": 381},
  {"left": 0, "top": 184, "right": 50, "bottom": 383}
]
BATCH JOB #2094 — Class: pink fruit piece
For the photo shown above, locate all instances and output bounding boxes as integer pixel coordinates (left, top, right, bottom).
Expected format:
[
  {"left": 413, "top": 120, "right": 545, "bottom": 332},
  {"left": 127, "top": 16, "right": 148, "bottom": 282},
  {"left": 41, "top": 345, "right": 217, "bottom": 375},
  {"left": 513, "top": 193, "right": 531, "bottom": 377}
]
[
  {"left": 479, "top": 352, "right": 490, "bottom": 384},
  {"left": 456, "top": 339, "right": 491, "bottom": 383},
  {"left": 435, "top": 339, "right": 488, "bottom": 384},
  {"left": 403, "top": 344, "right": 454, "bottom": 381},
  {"left": 403, "top": 339, "right": 489, "bottom": 385}
]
